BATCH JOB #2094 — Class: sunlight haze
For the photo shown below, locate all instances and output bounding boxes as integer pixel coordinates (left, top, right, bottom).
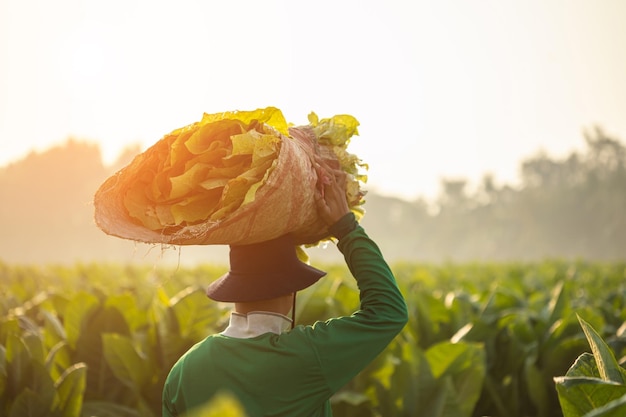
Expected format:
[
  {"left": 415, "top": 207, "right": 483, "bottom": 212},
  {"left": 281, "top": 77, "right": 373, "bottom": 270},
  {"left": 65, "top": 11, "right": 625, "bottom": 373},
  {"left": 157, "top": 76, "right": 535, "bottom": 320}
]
[{"left": 1, "top": 0, "right": 625, "bottom": 200}]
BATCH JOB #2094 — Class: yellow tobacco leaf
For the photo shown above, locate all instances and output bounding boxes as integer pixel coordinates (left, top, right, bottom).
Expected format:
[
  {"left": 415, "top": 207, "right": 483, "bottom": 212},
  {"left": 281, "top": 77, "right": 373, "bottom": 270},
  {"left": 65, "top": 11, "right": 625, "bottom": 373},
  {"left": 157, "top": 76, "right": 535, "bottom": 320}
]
[
  {"left": 121, "top": 107, "right": 363, "bottom": 233},
  {"left": 242, "top": 159, "right": 278, "bottom": 206},
  {"left": 168, "top": 130, "right": 194, "bottom": 167},
  {"left": 171, "top": 190, "right": 223, "bottom": 225},
  {"left": 199, "top": 177, "right": 229, "bottom": 191},
  {"left": 230, "top": 131, "right": 257, "bottom": 155},
  {"left": 200, "top": 107, "right": 289, "bottom": 136},
  {"left": 210, "top": 178, "right": 251, "bottom": 221},
  {"left": 169, "top": 163, "right": 211, "bottom": 200},
  {"left": 124, "top": 189, "right": 162, "bottom": 230},
  {"left": 308, "top": 112, "right": 360, "bottom": 146},
  {"left": 252, "top": 133, "right": 280, "bottom": 164},
  {"left": 185, "top": 120, "right": 242, "bottom": 156},
  {"left": 155, "top": 204, "right": 176, "bottom": 226},
  {"left": 222, "top": 154, "right": 253, "bottom": 168},
  {"left": 200, "top": 161, "right": 252, "bottom": 184}
]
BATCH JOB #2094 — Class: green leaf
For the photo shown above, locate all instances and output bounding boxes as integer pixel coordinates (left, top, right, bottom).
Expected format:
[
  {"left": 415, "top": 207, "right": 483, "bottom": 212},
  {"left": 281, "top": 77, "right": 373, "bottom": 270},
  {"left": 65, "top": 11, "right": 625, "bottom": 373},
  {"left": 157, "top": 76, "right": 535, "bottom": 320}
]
[
  {"left": 6, "top": 333, "right": 29, "bottom": 394},
  {"left": 105, "top": 293, "right": 149, "bottom": 333},
  {"left": 425, "top": 341, "right": 487, "bottom": 417},
  {"left": 545, "top": 280, "right": 569, "bottom": 328},
  {"left": 395, "top": 342, "right": 437, "bottom": 416},
  {"left": 64, "top": 292, "right": 99, "bottom": 350},
  {"left": 413, "top": 379, "right": 448, "bottom": 417},
  {"left": 21, "top": 331, "right": 45, "bottom": 365},
  {"left": 0, "top": 317, "right": 21, "bottom": 343},
  {"left": 555, "top": 352, "right": 626, "bottom": 417},
  {"left": 6, "top": 358, "right": 56, "bottom": 417},
  {"left": 584, "top": 394, "right": 626, "bottom": 417},
  {"left": 555, "top": 376, "right": 626, "bottom": 417},
  {"left": 413, "top": 291, "right": 452, "bottom": 347},
  {"left": 578, "top": 315, "right": 624, "bottom": 383},
  {"left": 565, "top": 353, "right": 602, "bottom": 379},
  {"left": 73, "top": 302, "right": 133, "bottom": 401},
  {"left": 8, "top": 388, "right": 54, "bottom": 417},
  {"left": 41, "top": 310, "right": 67, "bottom": 348},
  {"left": 46, "top": 342, "right": 72, "bottom": 382},
  {"left": 525, "top": 357, "right": 551, "bottom": 417},
  {"left": 0, "top": 345, "right": 6, "bottom": 397},
  {"left": 55, "top": 362, "right": 87, "bottom": 417},
  {"left": 102, "top": 333, "right": 149, "bottom": 391},
  {"left": 80, "top": 401, "right": 142, "bottom": 417},
  {"left": 170, "top": 287, "right": 220, "bottom": 340}
]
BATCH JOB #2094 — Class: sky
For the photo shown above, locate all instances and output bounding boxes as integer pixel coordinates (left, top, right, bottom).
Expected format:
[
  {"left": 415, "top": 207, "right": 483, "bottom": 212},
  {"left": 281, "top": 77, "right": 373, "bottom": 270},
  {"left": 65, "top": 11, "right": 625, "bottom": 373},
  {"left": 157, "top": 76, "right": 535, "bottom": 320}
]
[{"left": 1, "top": 0, "right": 626, "bottom": 201}]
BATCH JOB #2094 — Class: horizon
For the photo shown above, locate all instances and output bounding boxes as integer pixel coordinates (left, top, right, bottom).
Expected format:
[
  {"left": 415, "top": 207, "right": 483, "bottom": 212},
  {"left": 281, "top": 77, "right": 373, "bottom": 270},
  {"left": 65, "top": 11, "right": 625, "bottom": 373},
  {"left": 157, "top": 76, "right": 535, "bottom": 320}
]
[
  {"left": 2, "top": 1, "right": 626, "bottom": 200},
  {"left": 2, "top": 128, "right": 621, "bottom": 205}
]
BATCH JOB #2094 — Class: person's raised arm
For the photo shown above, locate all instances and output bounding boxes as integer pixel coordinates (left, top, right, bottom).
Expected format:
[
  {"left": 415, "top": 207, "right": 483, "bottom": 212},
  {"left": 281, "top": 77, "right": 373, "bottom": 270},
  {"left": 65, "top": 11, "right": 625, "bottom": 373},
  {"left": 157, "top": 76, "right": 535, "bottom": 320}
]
[{"left": 305, "top": 157, "right": 408, "bottom": 391}]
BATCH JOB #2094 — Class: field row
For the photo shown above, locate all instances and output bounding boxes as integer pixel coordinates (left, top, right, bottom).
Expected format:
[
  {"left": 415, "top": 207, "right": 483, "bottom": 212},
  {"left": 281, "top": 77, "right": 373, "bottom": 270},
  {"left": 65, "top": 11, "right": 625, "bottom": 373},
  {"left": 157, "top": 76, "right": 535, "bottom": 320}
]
[{"left": 1, "top": 260, "right": 625, "bottom": 416}]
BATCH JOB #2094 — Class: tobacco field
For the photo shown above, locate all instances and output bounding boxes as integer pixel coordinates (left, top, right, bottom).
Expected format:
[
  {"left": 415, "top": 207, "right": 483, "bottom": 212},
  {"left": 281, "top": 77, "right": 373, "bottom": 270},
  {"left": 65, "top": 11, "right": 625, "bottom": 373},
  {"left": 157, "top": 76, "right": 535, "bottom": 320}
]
[{"left": 1, "top": 259, "right": 625, "bottom": 417}]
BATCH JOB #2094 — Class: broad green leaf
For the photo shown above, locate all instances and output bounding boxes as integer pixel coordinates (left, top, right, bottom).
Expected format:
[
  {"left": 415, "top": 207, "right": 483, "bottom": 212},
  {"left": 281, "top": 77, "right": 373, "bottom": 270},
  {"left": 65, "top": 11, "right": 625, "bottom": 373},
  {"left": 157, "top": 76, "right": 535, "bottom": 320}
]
[
  {"left": 525, "top": 357, "right": 551, "bottom": 417},
  {"left": 480, "top": 287, "right": 525, "bottom": 320},
  {"left": 481, "top": 375, "right": 512, "bottom": 417},
  {"left": 425, "top": 341, "right": 486, "bottom": 417},
  {"left": 31, "top": 360, "right": 57, "bottom": 407},
  {"left": 6, "top": 358, "right": 56, "bottom": 416},
  {"left": 555, "top": 352, "right": 626, "bottom": 417},
  {"left": 155, "top": 301, "right": 193, "bottom": 369},
  {"left": 46, "top": 341, "right": 72, "bottom": 382},
  {"left": 81, "top": 401, "right": 142, "bottom": 417},
  {"left": 545, "top": 280, "right": 569, "bottom": 328},
  {"left": 578, "top": 315, "right": 624, "bottom": 383},
  {"left": 64, "top": 292, "right": 99, "bottom": 349},
  {"left": 55, "top": 362, "right": 87, "bottom": 417},
  {"left": 395, "top": 342, "right": 437, "bottom": 416},
  {"left": 170, "top": 287, "right": 220, "bottom": 340},
  {"left": 413, "top": 291, "right": 451, "bottom": 347},
  {"left": 545, "top": 312, "right": 596, "bottom": 347},
  {"left": 450, "top": 320, "right": 495, "bottom": 344},
  {"left": 8, "top": 388, "right": 52, "bottom": 417},
  {"left": 555, "top": 376, "right": 626, "bottom": 417},
  {"left": 584, "top": 394, "right": 626, "bottom": 417},
  {"left": 0, "top": 317, "right": 20, "bottom": 343},
  {"left": 501, "top": 312, "right": 536, "bottom": 346},
  {"left": 0, "top": 345, "right": 6, "bottom": 396},
  {"left": 413, "top": 379, "right": 448, "bottom": 417},
  {"left": 541, "top": 334, "right": 590, "bottom": 383},
  {"left": 6, "top": 332, "right": 29, "bottom": 392},
  {"left": 565, "top": 353, "right": 602, "bottom": 379},
  {"left": 38, "top": 292, "right": 70, "bottom": 320},
  {"left": 21, "top": 331, "right": 45, "bottom": 365},
  {"left": 555, "top": 376, "right": 624, "bottom": 389},
  {"left": 105, "top": 293, "right": 149, "bottom": 333},
  {"left": 102, "top": 333, "right": 149, "bottom": 391},
  {"left": 74, "top": 305, "right": 131, "bottom": 400},
  {"left": 40, "top": 309, "right": 67, "bottom": 348}
]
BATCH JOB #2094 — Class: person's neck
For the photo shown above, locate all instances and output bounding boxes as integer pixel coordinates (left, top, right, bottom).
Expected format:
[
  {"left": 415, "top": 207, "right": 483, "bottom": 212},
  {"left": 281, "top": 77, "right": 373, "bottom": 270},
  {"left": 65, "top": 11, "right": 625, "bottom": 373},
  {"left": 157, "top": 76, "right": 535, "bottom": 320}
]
[{"left": 234, "top": 293, "right": 294, "bottom": 316}]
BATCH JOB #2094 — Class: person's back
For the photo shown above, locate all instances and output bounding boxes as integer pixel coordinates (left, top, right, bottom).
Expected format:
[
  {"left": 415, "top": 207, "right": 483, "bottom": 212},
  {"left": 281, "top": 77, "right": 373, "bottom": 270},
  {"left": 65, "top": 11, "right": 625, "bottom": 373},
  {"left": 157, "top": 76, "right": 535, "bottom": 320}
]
[{"left": 162, "top": 166, "right": 408, "bottom": 417}]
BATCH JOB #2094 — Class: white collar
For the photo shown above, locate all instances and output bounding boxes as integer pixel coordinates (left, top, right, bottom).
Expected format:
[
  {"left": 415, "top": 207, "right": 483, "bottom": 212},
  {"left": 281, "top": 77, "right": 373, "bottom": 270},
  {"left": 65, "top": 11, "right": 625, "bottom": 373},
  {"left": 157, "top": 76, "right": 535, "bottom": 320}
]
[{"left": 221, "top": 311, "right": 292, "bottom": 338}]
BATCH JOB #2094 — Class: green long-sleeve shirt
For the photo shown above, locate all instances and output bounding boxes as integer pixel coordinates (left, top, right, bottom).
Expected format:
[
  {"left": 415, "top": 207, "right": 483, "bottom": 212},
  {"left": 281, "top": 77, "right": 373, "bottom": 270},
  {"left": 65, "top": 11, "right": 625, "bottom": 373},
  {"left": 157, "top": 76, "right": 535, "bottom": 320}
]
[{"left": 162, "top": 225, "right": 408, "bottom": 417}]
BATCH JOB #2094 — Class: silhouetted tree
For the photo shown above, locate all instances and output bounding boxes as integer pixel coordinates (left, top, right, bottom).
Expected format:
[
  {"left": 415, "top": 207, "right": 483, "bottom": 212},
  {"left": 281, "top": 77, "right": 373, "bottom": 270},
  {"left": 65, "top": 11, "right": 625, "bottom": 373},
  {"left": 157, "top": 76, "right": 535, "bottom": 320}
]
[{"left": 1, "top": 128, "right": 624, "bottom": 264}]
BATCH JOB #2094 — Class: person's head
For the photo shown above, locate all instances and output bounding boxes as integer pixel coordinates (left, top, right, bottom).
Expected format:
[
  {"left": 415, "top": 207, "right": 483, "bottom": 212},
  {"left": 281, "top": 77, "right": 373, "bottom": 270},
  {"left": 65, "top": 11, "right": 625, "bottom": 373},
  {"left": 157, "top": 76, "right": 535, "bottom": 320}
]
[{"left": 206, "top": 234, "right": 326, "bottom": 315}]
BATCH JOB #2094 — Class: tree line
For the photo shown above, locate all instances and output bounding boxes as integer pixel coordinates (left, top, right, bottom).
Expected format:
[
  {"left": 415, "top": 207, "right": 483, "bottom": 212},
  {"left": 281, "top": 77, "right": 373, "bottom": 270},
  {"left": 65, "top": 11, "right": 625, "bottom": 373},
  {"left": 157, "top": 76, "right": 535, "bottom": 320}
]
[
  {"left": 362, "top": 126, "right": 625, "bottom": 262},
  {"left": 0, "top": 126, "right": 624, "bottom": 265}
]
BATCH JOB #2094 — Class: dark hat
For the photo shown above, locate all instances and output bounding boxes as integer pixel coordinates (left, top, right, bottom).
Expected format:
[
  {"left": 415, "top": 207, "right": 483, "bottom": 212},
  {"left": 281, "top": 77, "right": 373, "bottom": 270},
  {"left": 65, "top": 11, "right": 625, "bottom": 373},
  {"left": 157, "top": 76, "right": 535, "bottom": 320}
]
[{"left": 206, "top": 234, "right": 327, "bottom": 302}]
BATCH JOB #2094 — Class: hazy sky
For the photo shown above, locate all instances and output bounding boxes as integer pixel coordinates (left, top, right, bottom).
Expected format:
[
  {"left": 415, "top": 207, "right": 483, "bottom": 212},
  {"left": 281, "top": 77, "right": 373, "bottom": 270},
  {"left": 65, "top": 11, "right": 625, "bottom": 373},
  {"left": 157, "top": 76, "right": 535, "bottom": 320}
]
[{"left": 1, "top": 0, "right": 625, "bottom": 200}]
